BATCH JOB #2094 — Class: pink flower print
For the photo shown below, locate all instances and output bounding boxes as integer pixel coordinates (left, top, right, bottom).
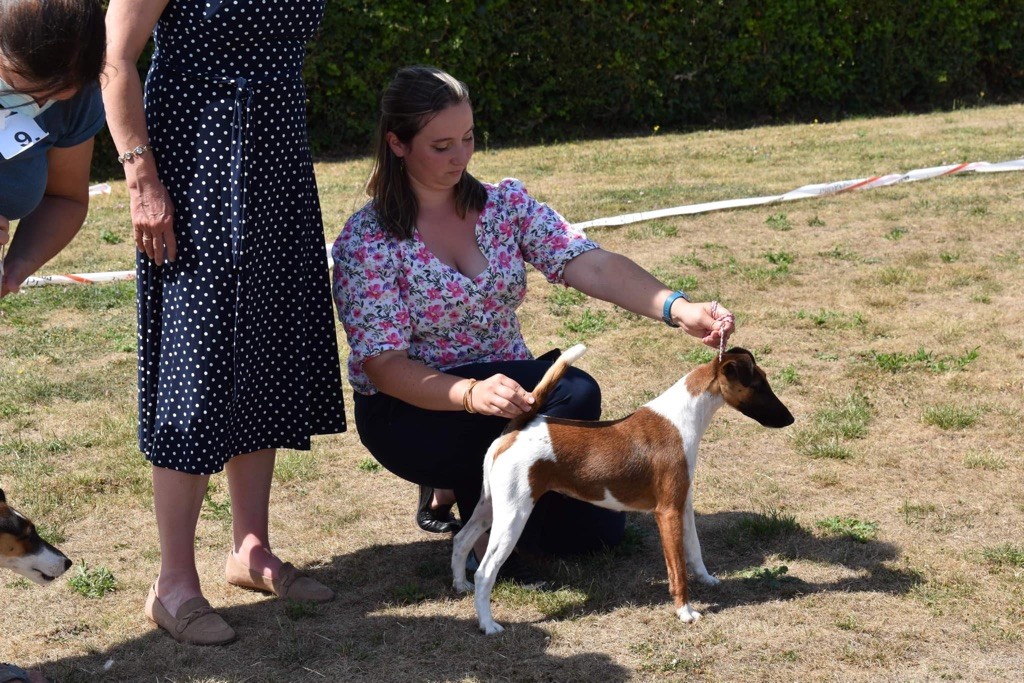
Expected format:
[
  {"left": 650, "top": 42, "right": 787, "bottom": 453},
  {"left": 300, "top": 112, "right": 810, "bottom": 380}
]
[
  {"left": 547, "top": 234, "right": 570, "bottom": 251},
  {"left": 497, "top": 251, "right": 512, "bottom": 269},
  {"left": 351, "top": 307, "right": 364, "bottom": 319},
  {"left": 438, "top": 350, "right": 457, "bottom": 366},
  {"left": 384, "top": 330, "right": 404, "bottom": 346},
  {"left": 445, "top": 281, "right": 465, "bottom": 298},
  {"left": 352, "top": 246, "right": 369, "bottom": 263},
  {"left": 415, "top": 245, "right": 432, "bottom": 264},
  {"left": 366, "top": 284, "right": 386, "bottom": 300},
  {"left": 425, "top": 305, "right": 444, "bottom": 323},
  {"left": 508, "top": 191, "right": 525, "bottom": 208},
  {"left": 395, "top": 309, "right": 410, "bottom": 326},
  {"left": 372, "top": 250, "right": 386, "bottom": 263},
  {"left": 483, "top": 296, "right": 499, "bottom": 313},
  {"left": 454, "top": 332, "right": 475, "bottom": 347},
  {"left": 498, "top": 220, "right": 514, "bottom": 238},
  {"left": 426, "top": 287, "right": 442, "bottom": 300}
]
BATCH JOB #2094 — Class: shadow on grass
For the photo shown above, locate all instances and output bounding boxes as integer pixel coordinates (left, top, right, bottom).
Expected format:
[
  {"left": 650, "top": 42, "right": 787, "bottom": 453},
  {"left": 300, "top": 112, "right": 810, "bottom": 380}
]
[
  {"left": 539, "top": 509, "right": 919, "bottom": 622},
  {"left": 38, "top": 538, "right": 630, "bottom": 683},
  {"left": 37, "top": 509, "right": 916, "bottom": 681}
]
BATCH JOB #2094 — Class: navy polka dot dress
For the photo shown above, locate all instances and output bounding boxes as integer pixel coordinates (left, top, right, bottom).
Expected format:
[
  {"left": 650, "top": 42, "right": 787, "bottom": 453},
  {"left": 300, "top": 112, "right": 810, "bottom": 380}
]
[{"left": 138, "top": 0, "right": 346, "bottom": 474}]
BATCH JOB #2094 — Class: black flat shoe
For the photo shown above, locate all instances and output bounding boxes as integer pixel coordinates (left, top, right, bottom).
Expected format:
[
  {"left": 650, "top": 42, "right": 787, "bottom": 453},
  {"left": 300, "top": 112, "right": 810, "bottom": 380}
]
[{"left": 416, "top": 485, "right": 461, "bottom": 534}]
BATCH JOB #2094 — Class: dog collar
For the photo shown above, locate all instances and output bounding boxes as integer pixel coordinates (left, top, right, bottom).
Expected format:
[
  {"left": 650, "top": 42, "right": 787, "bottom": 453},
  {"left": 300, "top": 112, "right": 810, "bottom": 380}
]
[{"left": 662, "top": 290, "right": 691, "bottom": 327}]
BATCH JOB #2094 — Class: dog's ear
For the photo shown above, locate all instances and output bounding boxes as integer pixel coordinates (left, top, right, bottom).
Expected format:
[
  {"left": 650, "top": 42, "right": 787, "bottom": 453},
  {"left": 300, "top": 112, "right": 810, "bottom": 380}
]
[
  {"left": 722, "top": 353, "right": 755, "bottom": 386},
  {"left": 0, "top": 489, "right": 5, "bottom": 504}
]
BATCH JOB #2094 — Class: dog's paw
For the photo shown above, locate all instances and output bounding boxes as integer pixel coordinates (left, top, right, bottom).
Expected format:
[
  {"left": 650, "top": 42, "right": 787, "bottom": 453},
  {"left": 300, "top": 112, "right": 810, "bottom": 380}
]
[
  {"left": 480, "top": 620, "right": 505, "bottom": 635},
  {"left": 695, "top": 573, "right": 721, "bottom": 587},
  {"left": 453, "top": 579, "right": 475, "bottom": 594},
  {"left": 677, "top": 604, "right": 702, "bottom": 623}
]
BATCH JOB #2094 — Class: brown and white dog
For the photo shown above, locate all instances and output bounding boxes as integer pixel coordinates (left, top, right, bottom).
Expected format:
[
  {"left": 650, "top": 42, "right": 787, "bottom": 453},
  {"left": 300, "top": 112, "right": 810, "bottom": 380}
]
[
  {"left": 0, "top": 489, "right": 72, "bottom": 585},
  {"left": 452, "top": 344, "right": 794, "bottom": 634}
]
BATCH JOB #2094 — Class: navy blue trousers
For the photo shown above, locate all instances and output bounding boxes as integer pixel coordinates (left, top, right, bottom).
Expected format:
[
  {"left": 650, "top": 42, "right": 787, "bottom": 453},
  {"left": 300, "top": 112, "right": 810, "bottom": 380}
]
[{"left": 353, "top": 358, "right": 626, "bottom": 555}]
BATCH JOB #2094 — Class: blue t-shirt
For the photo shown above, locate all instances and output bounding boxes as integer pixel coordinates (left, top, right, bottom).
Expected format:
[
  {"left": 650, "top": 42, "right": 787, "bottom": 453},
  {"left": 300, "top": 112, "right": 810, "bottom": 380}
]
[{"left": 0, "top": 84, "right": 105, "bottom": 220}]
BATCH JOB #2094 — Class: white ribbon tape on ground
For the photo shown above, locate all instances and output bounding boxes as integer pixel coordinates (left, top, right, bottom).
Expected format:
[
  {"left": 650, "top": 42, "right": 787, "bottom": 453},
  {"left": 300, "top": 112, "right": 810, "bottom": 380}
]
[
  {"left": 572, "top": 157, "right": 1024, "bottom": 229},
  {"left": 12, "top": 157, "right": 1024, "bottom": 288}
]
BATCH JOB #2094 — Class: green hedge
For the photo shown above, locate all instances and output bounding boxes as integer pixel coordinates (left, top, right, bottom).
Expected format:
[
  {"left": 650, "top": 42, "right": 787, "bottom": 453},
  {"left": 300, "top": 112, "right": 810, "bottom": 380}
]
[{"left": 96, "top": 0, "right": 1024, "bottom": 175}]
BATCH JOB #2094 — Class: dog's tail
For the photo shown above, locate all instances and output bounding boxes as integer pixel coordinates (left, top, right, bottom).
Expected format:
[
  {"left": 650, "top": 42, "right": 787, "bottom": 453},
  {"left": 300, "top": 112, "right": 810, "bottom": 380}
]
[{"left": 507, "top": 344, "right": 588, "bottom": 432}]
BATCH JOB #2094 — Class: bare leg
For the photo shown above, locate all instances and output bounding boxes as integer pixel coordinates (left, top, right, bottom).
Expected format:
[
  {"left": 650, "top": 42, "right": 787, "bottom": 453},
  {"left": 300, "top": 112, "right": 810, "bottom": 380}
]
[
  {"left": 226, "top": 449, "right": 282, "bottom": 578},
  {"left": 152, "top": 465, "right": 209, "bottom": 614}
]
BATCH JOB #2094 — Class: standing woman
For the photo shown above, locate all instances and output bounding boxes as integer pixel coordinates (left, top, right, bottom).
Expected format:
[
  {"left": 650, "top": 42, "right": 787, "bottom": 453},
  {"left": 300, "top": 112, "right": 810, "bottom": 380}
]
[
  {"left": 0, "top": 0, "right": 105, "bottom": 298},
  {"left": 102, "top": 0, "right": 346, "bottom": 645}
]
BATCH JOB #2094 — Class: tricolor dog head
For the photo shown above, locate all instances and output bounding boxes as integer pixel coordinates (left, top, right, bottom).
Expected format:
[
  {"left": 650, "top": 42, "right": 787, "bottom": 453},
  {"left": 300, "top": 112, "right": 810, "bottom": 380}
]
[
  {"left": 703, "top": 347, "right": 794, "bottom": 428},
  {"left": 0, "top": 488, "right": 72, "bottom": 585}
]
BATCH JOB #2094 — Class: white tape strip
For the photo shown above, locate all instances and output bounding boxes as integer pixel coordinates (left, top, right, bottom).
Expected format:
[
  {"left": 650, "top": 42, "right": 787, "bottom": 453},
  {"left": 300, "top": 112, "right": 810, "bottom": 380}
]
[
  {"left": 14, "top": 156, "right": 1024, "bottom": 288},
  {"left": 572, "top": 157, "right": 1024, "bottom": 229}
]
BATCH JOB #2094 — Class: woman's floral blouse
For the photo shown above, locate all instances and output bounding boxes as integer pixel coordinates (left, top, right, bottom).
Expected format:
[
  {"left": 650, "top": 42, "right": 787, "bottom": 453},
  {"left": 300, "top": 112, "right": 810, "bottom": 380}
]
[{"left": 332, "top": 178, "right": 599, "bottom": 395}]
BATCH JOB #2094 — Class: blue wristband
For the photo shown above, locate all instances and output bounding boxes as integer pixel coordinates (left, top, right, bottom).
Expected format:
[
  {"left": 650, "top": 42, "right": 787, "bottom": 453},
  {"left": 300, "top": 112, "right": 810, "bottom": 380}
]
[{"left": 661, "top": 290, "right": 691, "bottom": 327}]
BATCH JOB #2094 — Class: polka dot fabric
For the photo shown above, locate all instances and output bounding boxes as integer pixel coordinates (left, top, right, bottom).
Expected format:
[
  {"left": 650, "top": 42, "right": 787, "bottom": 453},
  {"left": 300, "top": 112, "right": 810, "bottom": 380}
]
[{"left": 138, "top": 0, "right": 346, "bottom": 474}]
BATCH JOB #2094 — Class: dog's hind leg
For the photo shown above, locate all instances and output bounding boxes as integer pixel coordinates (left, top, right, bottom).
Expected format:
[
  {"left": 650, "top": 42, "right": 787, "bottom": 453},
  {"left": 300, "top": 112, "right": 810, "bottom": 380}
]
[
  {"left": 473, "top": 503, "right": 533, "bottom": 635},
  {"left": 452, "top": 495, "right": 492, "bottom": 593},
  {"left": 683, "top": 492, "right": 719, "bottom": 586}
]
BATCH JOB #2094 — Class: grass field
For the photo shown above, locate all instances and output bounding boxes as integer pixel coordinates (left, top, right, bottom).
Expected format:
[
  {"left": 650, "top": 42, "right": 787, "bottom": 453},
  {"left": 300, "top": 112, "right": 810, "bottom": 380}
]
[{"left": 1, "top": 103, "right": 1023, "bottom": 682}]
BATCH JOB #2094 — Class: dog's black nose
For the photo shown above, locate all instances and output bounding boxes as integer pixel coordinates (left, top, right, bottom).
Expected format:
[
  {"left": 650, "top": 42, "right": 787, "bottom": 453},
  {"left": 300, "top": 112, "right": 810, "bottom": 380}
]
[{"left": 63, "top": 558, "right": 73, "bottom": 570}]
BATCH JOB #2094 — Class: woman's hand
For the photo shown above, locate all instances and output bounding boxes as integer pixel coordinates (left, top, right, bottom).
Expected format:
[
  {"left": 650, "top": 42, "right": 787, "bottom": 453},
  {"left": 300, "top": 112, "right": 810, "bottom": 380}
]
[
  {"left": 129, "top": 177, "right": 177, "bottom": 265},
  {"left": 671, "top": 299, "right": 736, "bottom": 349},
  {"left": 465, "top": 374, "right": 536, "bottom": 418}
]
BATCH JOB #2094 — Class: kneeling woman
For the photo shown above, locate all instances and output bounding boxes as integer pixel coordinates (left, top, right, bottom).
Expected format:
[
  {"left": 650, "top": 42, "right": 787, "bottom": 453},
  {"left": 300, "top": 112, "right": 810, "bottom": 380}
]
[{"left": 332, "top": 66, "right": 734, "bottom": 577}]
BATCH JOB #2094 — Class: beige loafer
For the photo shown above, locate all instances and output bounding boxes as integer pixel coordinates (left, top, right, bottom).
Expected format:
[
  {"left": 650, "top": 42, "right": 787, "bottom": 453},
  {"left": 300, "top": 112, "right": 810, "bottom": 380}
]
[
  {"left": 225, "top": 553, "right": 334, "bottom": 603},
  {"left": 144, "top": 584, "right": 236, "bottom": 646}
]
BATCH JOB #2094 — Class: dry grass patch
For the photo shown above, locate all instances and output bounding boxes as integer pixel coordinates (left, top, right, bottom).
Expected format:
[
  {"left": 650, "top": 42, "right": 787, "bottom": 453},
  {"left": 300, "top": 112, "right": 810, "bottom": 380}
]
[{"left": 3, "top": 103, "right": 1024, "bottom": 681}]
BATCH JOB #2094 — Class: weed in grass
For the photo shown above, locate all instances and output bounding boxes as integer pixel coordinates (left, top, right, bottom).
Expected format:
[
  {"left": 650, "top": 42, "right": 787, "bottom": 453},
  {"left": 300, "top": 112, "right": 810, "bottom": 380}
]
[
  {"left": 67, "top": 561, "right": 118, "bottom": 598},
  {"left": 775, "top": 366, "right": 800, "bottom": 387},
  {"left": 981, "top": 544, "right": 1024, "bottom": 570},
  {"left": 650, "top": 268, "right": 698, "bottom": 295},
  {"left": 735, "top": 564, "right": 794, "bottom": 588},
  {"left": 357, "top": 458, "right": 382, "bottom": 473},
  {"left": 724, "top": 506, "right": 801, "bottom": 549},
  {"left": 562, "top": 309, "right": 612, "bottom": 337},
  {"left": 808, "top": 215, "right": 826, "bottom": 227},
  {"left": 816, "top": 516, "right": 879, "bottom": 543},
  {"left": 677, "top": 346, "right": 715, "bottom": 364},
  {"left": 878, "top": 266, "right": 910, "bottom": 285},
  {"left": 547, "top": 287, "right": 587, "bottom": 316},
  {"left": 964, "top": 451, "right": 1006, "bottom": 470},
  {"left": 672, "top": 251, "right": 716, "bottom": 271},
  {"left": 763, "top": 251, "right": 794, "bottom": 267},
  {"left": 836, "top": 613, "right": 860, "bottom": 631},
  {"left": 391, "top": 582, "right": 429, "bottom": 606},
  {"left": 99, "top": 229, "right": 123, "bottom": 245},
  {"left": 274, "top": 451, "right": 318, "bottom": 484},
  {"left": 922, "top": 403, "right": 980, "bottom": 430},
  {"left": 940, "top": 251, "right": 961, "bottom": 263},
  {"left": 885, "top": 226, "right": 908, "bottom": 241},
  {"left": 820, "top": 245, "right": 858, "bottom": 261},
  {"left": 765, "top": 213, "right": 792, "bottom": 231},
  {"left": 284, "top": 599, "right": 321, "bottom": 620},
  {"left": 201, "top": 488, "right": 232, "bottom": 522},
  {"left": 800, "top": 438, "right": 854, "bottom": 460},
  {"left": 863, "top": 347, "right": 978, "bottom": 373}
]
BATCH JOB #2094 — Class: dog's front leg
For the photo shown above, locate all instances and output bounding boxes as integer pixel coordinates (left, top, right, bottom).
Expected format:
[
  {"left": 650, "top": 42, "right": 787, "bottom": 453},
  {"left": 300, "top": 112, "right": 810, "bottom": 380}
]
[
  {"left": 654, "top": 508, "right": 701, "bottom": 623},
  {"left": 683, "top": 492, "right": 719, "bottom": 586}
]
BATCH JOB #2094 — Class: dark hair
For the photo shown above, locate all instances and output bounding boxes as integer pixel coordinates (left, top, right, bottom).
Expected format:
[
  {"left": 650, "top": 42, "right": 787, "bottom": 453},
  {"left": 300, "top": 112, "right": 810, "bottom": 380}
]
[
  {"left": 368, "top": 65, "right": 487, "bottom": 240},
  {"left": 0, "top": 0, "right": 105, "bottom": 98}
]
